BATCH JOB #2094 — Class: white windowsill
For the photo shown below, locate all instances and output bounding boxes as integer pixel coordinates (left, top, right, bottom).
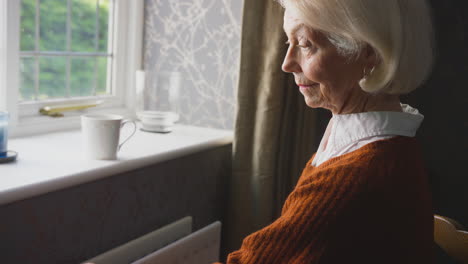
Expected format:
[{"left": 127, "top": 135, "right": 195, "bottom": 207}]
[{"left": 0, "top": 124, "right": 233, "bottom": 206}]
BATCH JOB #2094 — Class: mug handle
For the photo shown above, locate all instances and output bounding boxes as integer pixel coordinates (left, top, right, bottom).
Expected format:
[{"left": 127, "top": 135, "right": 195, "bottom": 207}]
[{"left": 118, "top": 120, "right": 137, "bottom": 151}]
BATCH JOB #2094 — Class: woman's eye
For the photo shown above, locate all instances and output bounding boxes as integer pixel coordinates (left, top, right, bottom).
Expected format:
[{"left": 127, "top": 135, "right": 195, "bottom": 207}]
[
  {"left": 297, "top": 41, "right": 311, "bottom": 49},
  {"left": 285, "top": 39, "right": 315, "bottom": 52}
]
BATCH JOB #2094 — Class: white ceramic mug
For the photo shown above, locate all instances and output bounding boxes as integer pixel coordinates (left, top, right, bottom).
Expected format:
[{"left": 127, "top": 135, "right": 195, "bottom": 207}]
[{"left": 81, "top": 114, "right": 136, "bottom": 160}]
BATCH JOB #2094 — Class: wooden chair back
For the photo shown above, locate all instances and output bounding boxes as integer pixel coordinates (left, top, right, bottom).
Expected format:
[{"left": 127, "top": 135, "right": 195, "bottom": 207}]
[{"left": 434, "top": 214, "right": 468, "bottom": 264}]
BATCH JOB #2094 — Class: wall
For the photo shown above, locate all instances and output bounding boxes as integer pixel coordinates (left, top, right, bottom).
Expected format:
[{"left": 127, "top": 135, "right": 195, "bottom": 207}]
[
  {"left": 143, "top": 0, "right": 243, "bottom": 130},
  {"left": 403, "top": 0, "right": 468, "bottom": 226},
  {"left": 0, "top": 144, "right": 231, "bottom": 264}
]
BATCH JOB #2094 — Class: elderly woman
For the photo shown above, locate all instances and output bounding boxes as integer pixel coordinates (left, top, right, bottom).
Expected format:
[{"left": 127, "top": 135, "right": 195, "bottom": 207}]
[{"left": 218, "top": 0, "right": 435, "bottom": 263}]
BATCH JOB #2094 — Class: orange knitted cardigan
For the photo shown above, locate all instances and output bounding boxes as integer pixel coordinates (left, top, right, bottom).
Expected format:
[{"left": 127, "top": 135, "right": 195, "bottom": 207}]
[{"left": 218, "top": 136, "right": 434, "bottom": 264}]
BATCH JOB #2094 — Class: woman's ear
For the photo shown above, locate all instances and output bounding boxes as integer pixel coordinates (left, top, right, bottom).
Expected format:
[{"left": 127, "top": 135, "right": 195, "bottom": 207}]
[
  {"left": 359, "top": 44, "right": 379, "bottom": 87},
  {"left": 362, "top": 44, "right": 378, "bottom": 68}
]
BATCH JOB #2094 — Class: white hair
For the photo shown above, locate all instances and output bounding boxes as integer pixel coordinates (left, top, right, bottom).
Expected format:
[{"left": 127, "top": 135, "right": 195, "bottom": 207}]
[{"left": 278, "top": 0, "right": 435, "bottom": 95}]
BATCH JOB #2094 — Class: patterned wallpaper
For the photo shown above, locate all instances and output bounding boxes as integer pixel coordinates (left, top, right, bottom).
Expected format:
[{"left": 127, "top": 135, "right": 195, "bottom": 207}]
[{"left": 143, "top": 0, "right": 243, "bottom": 130}]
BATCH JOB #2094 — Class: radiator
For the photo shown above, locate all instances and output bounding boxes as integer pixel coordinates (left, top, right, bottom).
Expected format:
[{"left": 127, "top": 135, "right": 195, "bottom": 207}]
[
  {"left": 131, "top": 221, "right": 221, "bottom": 264},
  {"left": 84, "top": 216, "right": 193, "bottom": 264}
]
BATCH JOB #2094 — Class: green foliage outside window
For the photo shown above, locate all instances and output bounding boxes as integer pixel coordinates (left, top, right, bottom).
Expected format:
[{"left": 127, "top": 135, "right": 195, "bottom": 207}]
[{"left": 19, "top": 0, "right": 110, "bottom": 101}]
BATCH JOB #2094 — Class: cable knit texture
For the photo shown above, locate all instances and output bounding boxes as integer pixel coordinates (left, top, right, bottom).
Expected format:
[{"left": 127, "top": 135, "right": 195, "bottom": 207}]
[{"left": 217, "top": 136, "right": 434, "bottom": 264}]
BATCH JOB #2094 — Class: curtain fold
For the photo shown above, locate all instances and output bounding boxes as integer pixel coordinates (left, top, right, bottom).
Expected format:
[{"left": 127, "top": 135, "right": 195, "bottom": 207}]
[{"left": 224, "top": 0, "right": 322, "bottom": 254}]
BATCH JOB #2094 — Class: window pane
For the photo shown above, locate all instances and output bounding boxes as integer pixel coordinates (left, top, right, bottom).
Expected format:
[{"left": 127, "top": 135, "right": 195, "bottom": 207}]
[
  {"left": 96, "top": 57, "right": 109, "bottom": 95},
  {"left": 98, "top": 0, "right": 110, "bottom": 52},
  {"left": 70, "top": 57, "right": 95, "bottom": 96},
  {"left": 18, "top": 0, "right": 113, "bottom": 101},
  {"left": 39, "top": 0, "right": 67, "bottom": 51},
  {"left": 71, "top": 0, "right": 96, "bottom": 52},
  {"left": 19, "top": 58, "right": 36, "bottom": 101},
  {"left": 39, "top": 57, "right": 67, "bottom": 99},
  {"left": 20, "top": 0, "right": 36, "bottom": 51}
]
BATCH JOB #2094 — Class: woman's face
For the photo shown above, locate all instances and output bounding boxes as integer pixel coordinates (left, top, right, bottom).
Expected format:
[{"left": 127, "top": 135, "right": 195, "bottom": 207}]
[{"left": 282, "top": 9, "right": 371, "bottom": 114}]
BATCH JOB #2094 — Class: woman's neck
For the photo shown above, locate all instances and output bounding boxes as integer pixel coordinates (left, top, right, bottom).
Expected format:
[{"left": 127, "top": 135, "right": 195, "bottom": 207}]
[{"left": 333, "top": 92, "right": 402, "bottom": 115}]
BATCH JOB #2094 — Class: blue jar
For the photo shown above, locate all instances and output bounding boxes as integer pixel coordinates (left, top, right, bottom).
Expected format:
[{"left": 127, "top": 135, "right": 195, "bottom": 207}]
[{"left": 0, "top": 111, "right": 9, "bottom": 157}]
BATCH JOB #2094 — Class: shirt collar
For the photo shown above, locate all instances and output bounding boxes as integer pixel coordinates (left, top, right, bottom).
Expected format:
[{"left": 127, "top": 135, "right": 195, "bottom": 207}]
[{"left": 327, "top": 104, "right": 424, "bottom": 151}]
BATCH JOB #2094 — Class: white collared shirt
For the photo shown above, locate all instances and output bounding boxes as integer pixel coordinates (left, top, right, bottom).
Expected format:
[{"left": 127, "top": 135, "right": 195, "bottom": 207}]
[{"left": 312, "top": 104, "right": 424, "bottom": 166}]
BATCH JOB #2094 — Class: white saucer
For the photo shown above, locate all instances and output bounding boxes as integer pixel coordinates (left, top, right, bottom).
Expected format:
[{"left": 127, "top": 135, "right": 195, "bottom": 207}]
[
  {"left": 137, "top": 111, "right": 178, "bottom": 133},
  {"left": 0, "top": 150, "right": 18, "bottom": 164},
  {"left": 140, "top": 124, "right": 174, "bottom": 133}
]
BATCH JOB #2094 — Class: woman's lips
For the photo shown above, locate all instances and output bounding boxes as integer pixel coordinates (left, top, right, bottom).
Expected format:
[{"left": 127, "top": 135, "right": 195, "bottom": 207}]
[
  {"left": 297, "top": 83, "right": 317, "bottom": 87},
  {"left": 297, "top": 84, "right": 317, "bottom": 93}
]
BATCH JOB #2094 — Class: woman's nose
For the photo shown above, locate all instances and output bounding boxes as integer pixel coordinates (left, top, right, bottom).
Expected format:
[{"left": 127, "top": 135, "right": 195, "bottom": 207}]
[{"left": 281, "top": 46, "right": 301, "bottom": 73}]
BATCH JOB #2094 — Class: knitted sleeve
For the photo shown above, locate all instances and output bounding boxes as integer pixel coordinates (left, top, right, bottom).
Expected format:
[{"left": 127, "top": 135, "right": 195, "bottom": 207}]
[{"left": 222, "top": 160, "right": 369, "bottom": 264}]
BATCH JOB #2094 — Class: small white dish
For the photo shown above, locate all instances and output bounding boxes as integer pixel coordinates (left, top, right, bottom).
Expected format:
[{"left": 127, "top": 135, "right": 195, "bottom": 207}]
[{"left": 137, "top": 111, "right": 179, "bottom": 133}]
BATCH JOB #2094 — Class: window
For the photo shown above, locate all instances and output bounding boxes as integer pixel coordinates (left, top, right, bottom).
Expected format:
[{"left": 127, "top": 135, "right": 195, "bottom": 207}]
[
  {"left": 19, "top": 0, "right": 113, "bottom": 101},
  {"left": 0, "top": 0, "right": 144, "bottom": 137}
]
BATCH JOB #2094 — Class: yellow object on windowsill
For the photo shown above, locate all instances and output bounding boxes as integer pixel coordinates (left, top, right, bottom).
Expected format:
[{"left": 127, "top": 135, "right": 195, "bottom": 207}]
[{"left": 39, "top": 100, "right": 103, "bottom": 117}]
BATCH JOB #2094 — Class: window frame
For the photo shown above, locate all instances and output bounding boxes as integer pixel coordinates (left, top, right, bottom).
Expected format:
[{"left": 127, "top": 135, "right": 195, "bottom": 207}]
[{"left": 0, "top": 0, "right": 144, "bottom": 137}]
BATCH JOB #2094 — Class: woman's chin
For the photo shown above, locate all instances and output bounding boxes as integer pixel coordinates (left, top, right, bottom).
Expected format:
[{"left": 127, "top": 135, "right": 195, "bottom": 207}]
[
  {"left": 304, "top": 95, "right": 323, "bottom": 109},
  {"left": 299, "top": 86, "right": 322, "bottom": 108}
]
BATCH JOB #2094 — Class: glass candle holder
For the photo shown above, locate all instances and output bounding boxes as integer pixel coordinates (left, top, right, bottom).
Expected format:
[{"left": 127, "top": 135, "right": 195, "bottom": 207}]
[
  {"left": 137, "top": 71, "right": 182, "bottom": 132},
  {"left": 147, "top": 71, "right": 181, "bottom": 113}
]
